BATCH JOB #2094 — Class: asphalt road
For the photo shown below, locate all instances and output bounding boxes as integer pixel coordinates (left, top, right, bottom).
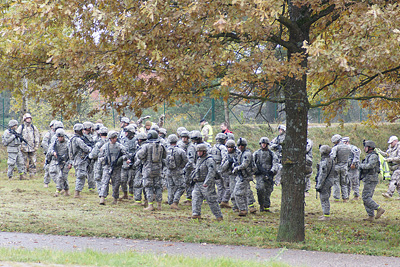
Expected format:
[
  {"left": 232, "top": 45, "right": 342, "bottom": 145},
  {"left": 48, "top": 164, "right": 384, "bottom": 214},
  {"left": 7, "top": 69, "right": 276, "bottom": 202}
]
[{"left": 1, "top": 232, "right": 400, "bottom": 266}]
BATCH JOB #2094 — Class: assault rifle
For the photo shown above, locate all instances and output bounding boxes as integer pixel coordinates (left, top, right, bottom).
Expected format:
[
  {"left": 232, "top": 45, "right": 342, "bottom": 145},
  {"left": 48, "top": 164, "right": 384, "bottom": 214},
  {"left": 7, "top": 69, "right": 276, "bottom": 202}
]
[
  {"left": 108, "top": 149, "right": 122, "bottom": 176},
  {"left": 9, "top": 128, "right": 34, "bottom": 149},
  {"left": 254, "top": 161, "right": 274, "bottom": 182},
  {"left": 81, "top": 135, "right": 95, "bottom": 148},
  {"left": 231, "top": 157, "right": 245, "bottom": 182}
]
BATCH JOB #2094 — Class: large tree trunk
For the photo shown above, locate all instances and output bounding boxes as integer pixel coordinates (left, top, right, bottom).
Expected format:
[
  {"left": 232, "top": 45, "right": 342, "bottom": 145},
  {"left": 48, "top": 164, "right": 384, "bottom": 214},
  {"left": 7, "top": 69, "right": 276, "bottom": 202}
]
[{"left": 276, "top": 2, "right": 310, "bottom": 242}]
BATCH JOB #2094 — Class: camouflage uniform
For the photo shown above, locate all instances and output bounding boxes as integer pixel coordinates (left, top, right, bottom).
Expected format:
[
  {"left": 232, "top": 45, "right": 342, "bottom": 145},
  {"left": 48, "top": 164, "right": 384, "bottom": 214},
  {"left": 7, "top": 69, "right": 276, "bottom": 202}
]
[
  {"left": 47, "top": 131, "right": 71, "bottom": 193},
  {"left": 177, "top": 131, "right": 195, "bottom": 204},
  {"left": 315, "top": 145, "right": 335, "bottom": 220},
  {"left": 270, "top": 126, "right": 285, "bottom": 185},
  {"left": 221, "top": 144, "right": 240, "bottom": 211},
  {"left": 42, "top": 124, "right": 56, "bottom": 185},
  {"left": 17, "top": 117, "right": 40, "bottom": 176},
  {"left": 209, "top": 140, "right": 228, "bottom": 203},
  {"left": 381, "top": 140, "right": 400, "bottom": 197},
  {"left": 69, "top": 129, "right": 92, "bottom": 194},
  {"left": 89, "top": 135, "right": 108, "bottom": 194},
  {"left": 98, "top": 140, "right": 127, "bottom": 202},
  {"left": 120, "top": 135, "right": 138, "bottom": 199},
  {"left": 136, "top": 133, "right": 167, "bottom": 207},
  {"left": 233, "top": 145, "right": 255, "bottom": 214},
  {"left": 1, "top": 122, "right": 25, "bottom": 179},
  {"left": 133, "top": 136, "right": 147, "bottom": 205},
  {"left": 330, "top": 136, "right": 351, "bottom": 201},
  {"left": 253, "top": 140, "right": 279, "bottom": 212},
  {"left": 304, "top": 139, "right": 313, "bottom": 194},
  {"left": 82, "top": 130, "right": 96, "bottom": 191},
  {"left": 344, "top": 138, "right": 361, "bottom": 198},
  {"left": 359, "top": 142, "right": 384, "bottom": 220},
  {"left": 191, "top": 145, "right": 223, "bottom": 220},
  {"left": 165, "top": 141, "right": 188, "bottom": 205}
]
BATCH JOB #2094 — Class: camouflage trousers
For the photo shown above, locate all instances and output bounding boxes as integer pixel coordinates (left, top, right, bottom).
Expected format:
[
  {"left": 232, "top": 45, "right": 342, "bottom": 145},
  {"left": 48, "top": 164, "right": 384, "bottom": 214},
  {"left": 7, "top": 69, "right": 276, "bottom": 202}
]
[
  {"left": 74, "top": 160, "right": 89, "bottom": 192},
  {"left": 319, "top": 184, "right": 333, "bottom": 215},
  {"left": 86, "top": 160, "right": 96, "bottom": 190},
  {"left": 184, "top": 167, "right": 194, "bottom": 201},
  {"left": 143, "top": 175, "right": 163, "bottom": 203},
  {"left": 21, "top": 151, "right": 37, "bottom": 175},
  {"left": 305, "top": 173, "right": 312, "bottom": 192},
  {"left": 229, "top": 175, "right": 239, "bottom": 211},
  {"left": 386, "top": 169, "right": 400, "bottom": 197},
  {"left": 192, "top": 181, "right": 223, "bottom": 219},
  {"left": 166, "top": 170, "right": 185, "bottom": 204},
  {"left": 93, "top": 160, "right": 104, "bottom": 194},
  {"left": 332, "top": 165, "right": 349, "bottom": 200},
  {"left": 234, "top": 177, "right": 250, "bottom": 211},
  {"left": 274, "top": 163, "right": 282, "bottom": 185},
  {"left": 255, "top": 175, "right": 274, "bottom": 211},
  {"left": 99, "top": 166, "right": 122, "bottom": 200},
  {"left": 133, "top": 169, "right": 146, "bottom": 202},
  {"left": 121, "top": 166, "right": 135, "bottom": 195},
  {"left": 362, "top": 178, "right": 379, "bottom": 217},
  {"left": 347, "top": 168, "right": 360, "bottom": 197},
  {"left": 215, "top": 178, "right": 225, "bottom": 203},
  {"left": 49, "top": 160, "right": 70, "bottom": 191},
  {"left": 43, "top": 160, "right": 52, "bottom": 185},
  {"left": 7, "top": 151, "right": 25, "bottom": 178},
  {"left": 221, "top": 174, "right": 231, "bottom": 203}
]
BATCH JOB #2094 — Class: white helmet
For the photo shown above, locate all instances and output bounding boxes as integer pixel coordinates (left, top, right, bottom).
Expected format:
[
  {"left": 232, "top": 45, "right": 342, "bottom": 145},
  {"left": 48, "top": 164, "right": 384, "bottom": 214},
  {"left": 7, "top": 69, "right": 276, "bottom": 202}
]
[{"left": 388, "top": 136, "right": 398, "bottom": 144}]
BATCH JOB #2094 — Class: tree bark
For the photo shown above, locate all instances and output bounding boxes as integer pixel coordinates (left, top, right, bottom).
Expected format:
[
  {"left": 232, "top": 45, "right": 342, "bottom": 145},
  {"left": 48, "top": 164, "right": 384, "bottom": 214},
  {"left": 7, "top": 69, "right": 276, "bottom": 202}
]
[
  {"left": 276, "top": 1, "right": 310, "bottom": 242},
  {"left": 224, "top": 99, "right": 230, "bottom": 128}
]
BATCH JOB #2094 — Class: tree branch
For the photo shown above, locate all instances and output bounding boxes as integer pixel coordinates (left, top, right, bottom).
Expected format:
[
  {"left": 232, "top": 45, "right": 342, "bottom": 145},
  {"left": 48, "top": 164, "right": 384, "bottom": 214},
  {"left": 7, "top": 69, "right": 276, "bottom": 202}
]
[
  {"left": 312, "top": 75, "right": 338, "bottom": 100},
  {"left": 310, "top": 95, "right": 400, "bottom": 109},
  {"left": 229, "top": 92, "right": 285, "bottom": 104}
]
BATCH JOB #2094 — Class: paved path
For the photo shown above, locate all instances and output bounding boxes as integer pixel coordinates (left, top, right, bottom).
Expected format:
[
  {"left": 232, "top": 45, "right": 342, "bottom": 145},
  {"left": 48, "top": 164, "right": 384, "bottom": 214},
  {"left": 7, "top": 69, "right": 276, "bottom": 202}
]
[{"left": 1, "top": 232, "right": 399, "bottom": 267}]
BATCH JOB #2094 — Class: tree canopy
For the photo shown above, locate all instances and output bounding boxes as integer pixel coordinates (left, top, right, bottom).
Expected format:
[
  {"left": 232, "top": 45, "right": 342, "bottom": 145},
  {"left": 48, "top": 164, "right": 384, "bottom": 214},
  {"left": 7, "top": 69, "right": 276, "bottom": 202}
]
[{"left": 1, "top": 0, "right": 400, "bottom": 242}]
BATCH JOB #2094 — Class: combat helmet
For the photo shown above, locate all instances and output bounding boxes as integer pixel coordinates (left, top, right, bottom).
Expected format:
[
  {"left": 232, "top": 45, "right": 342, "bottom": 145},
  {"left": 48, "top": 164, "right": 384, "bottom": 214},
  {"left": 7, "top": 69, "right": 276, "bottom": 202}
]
[
  {"left": 99, "top": 127, "right": 108, "bottom": 135},
  {"left": 168, "top": 134, "right": 179, "bottom": 144},
  {"left": 8, "top": 120, "right": 18, "bottom": 128},
  {"left": 180, "top": 130, "right": 190, "bottom": 138},
  {"left": 53, "top": 121, "right": 64, "bottom": 130},
  {"left": 215, "top": 133, "right": 227, "bottom": 143},
  {"left": 56, "top": 129, "right": 66, "bottom": 137},
  {"left": 319, "top": 145, "right": 331, "bottom": 155},
  {"left": 73, "top": 123, "right": 84, "bottom": 131},
  {"left": 147, "top": 130, "right": 158, "bottom": 140},
  {"left": 23, "top": 113, "right": 32, "bottom": 121},
  {"left": 137, "top": 132, "right": 147, "bottom": 140},
  {"left": 225, "top": 139, "right": 236, "bottom": 148},
  {"left": 107, "top": 131, "right": 118, "bottom": 139},
  {"left": 363, "top": 140, "right": 376, "bottom": 149},
  {"left": 196, "top": 143, "right": 208, "bottom": 152},
  {"left": 331, "top": 134, "right": 342, "bottom": 144},
  {"left": 259, "top": 137, "right": 270, "bottom": 145},
  {"left": 237, "top": 137, "right": 247, "bottom": 146},
  {"left": 191, "top": 130, "right": 202, "bottom": 140},
  {"left": 49, "top": 120, "right": 57, "bottom": 128}
]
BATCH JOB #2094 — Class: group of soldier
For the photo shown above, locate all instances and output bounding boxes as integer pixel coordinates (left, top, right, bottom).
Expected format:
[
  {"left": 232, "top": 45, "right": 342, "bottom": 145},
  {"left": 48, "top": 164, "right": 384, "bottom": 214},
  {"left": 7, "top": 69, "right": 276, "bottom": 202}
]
[{"left": 2, "top": 114, "right": 398, "bottom": 221}]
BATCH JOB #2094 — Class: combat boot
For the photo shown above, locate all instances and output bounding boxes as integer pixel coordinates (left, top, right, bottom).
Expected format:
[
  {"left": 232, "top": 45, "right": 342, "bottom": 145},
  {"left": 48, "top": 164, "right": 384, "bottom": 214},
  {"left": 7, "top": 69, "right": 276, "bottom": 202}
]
[
  {"left": 183, "top": 199, "right": 192, "bottom": 206},
  {"left": 363, "top": 216, "right": 374, "bottom": 222},
  {"left": 249, "top": 206, "right": 257, "bottom": 214},
  {"left": 215, "top": 217, "right": 223, "bottom": 221},
  {"left": 111, "top": 198, "right": 118, "bottom": 205},
  {"left": 19, "top": 174, "right": 28, "bottom": 180},
  {"left": 128, "top": 194, "right": 133, "bottom": 200},
  {"left": 170, "top": 202, "right": 179, "bottom": 210},
  {"left": 99, "top": 197, "right": 105, "bottom": 205},
  {"left": 238, "top": 210, "right": 248, "bottom": 217},
  {"left": 192, "top": 214, "right": 201, "bottom": 219},
  {"left": 352, "top": 196, "right": 360, "bottom": 201},
  {"left": 120, "top": 192, "right": 128, "bottom": 200},
  {"left": 133, "top": 201, "right": 143, "bottom": 206},
  {"left": 382, "top": 192, "right": 391, "bottom": 198},
  {"left": 318, "top": 215, "right": 330, "bottom": 221},
  {"left": 142, "top": 200, "right": 148, "bottom": 207},
  {"left": 74, "top": 190, "right": 81, "bottom": 198},
  {"left": 375, "top": 207, "right": 385, "bottom": 219},
  {"left": 157, "top": 201, "right": 162, "bottom": 210},
  {"left": 144, "top": 203, "right": 154, "bottom": 211},
  {"left": 64, "top": 190, "right": 70, "bottom": 196},
  {"left": 44, "top": 184, "right": 49, "bottom": 188},
  {"left": 220, "top": 201, "right": 232, "bottom": 209},
  {"left": 54, "top": 190, "right": 60, "bottom": 197},
  {"left": 342, "top": 198, "right": 349, "bottom": 203}
]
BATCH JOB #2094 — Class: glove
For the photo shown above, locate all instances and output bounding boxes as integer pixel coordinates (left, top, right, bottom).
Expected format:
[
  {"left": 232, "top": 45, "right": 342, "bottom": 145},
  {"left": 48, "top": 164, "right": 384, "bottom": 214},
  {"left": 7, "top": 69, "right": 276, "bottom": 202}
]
[
  {"left": 233, "top": 167, "right": 239, "bottom": 174},
  {"left": 315, "top": 187, "right": 321, "bottom": 193}
]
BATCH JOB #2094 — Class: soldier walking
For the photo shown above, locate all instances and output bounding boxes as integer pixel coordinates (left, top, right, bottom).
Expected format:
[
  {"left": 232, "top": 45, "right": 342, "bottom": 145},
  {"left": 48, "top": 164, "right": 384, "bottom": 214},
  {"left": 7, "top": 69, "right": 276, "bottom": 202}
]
[
  {"left": 17, "top": 113, "right": 40, "bottom": 177},
  {"left": 2, "top": 120, "right": 26, "bottom": 180}
]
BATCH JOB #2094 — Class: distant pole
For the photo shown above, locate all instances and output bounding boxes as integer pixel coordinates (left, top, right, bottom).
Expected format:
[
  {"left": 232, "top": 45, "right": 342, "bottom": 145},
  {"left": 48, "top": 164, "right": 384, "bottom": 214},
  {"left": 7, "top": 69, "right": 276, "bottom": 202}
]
[
  {"left": 164, "top": 101, "right": 166, "bottom": 126},
  {"left": 2, "top": 98, "right": 4, "bottom": 129},
  {"left": 211, "top": 98, "right": 215, "bottom": 125}
]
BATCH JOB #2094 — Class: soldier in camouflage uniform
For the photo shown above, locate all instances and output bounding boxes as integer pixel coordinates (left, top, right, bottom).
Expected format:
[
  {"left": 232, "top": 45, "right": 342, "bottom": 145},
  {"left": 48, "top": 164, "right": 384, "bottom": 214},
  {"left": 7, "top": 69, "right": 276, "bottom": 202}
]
[
  {"left": 210, "top": 133, "right": 228, "bottom": 205},
  {"left": 176, "top": 127, "right": 187, "bottom": 138},
  {"left": 120, "top": 125, "right": 137, "bottom": 200},
  {"left": 49, "top": 121, "right": 66, "bottom": 146},
  {"left": 1, "top": 120, "right": 26, "bottom": 180},
  {"left": 165, "top": 134, "right": 188, "bottom": 209},
  {"left": 381, "top": 136, "right": 400, "bottom": 199},
  {"left": 98, "top": 131, "right": 127, "bottom": 205},
  {"left": 304, "top": 138, "right": 313, "bottom": 196},
  {"left": 47, "top": 129, "right": 72, "bottom": 197},
  {"left": 69, "top": 123, "right": 92, "bottom": 198},
  {"left": 88, "top": 127, "right": 108, "bottom": 194},
  {"left": 17, "top": 113, "right": 40, "bottom": 177},
  {"left": 132, "top": 132, "right": 148, "bottom": 206},
  {"left": 191, "top": 144, "right": 223, "bottom": 221},
  {"left": 82, "top": 121, "right": 96, "bottom": 192},
  {"left": 270, "top": 125, "right": 285, "bottom": 185},
  {"left": 233, "top": 137, "right": 256, "bottom": 216},
  {"left": 359, "top": 140, "right": 385, "bottom": 222},
  {"left": 221, "top": 139, "right": 240, "bottom": 212},
  {"left": 136, "top": 130, "right": 167, "bottom": 211},
  {"left": 118, "top": 117, "right": 130, "bottom": 141},
  {"left": 253, "top": 137, "right": 279, "bottom": 212},
  {"left": 342, "top": 137, "right": 361, "bottom": 200},
  {"left": 177, "top": 130, "right": 196, "bottom": 206},
  {"left": 330, "top": 134, "right": 351, "bottom": 202},
  {"left": 315, "top": 145, "right": 335, "bottom": 221},
  {"left": 42, "top": 120, "right": 57, "bottom": 187}
]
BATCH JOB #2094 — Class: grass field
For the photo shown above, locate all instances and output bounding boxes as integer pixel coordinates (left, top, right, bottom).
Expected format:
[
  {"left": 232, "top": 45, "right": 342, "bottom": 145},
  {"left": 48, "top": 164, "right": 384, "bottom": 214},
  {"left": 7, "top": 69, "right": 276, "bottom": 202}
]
[{"left": 1, "top": 123, "right": 400, "bottom": 260}]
